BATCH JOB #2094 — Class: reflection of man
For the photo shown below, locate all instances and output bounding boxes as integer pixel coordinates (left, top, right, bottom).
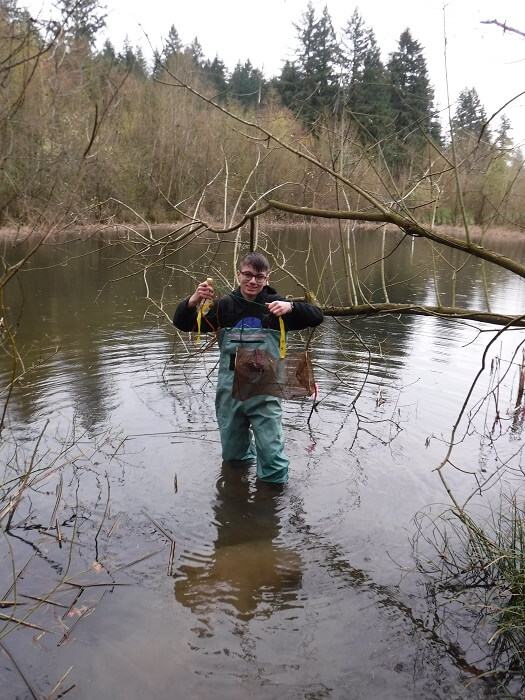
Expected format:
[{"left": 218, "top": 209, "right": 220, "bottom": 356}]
[
  {"left": 174, "top": 464, "right": 302, "bottom": 619},
  {"left": 173, "top": 252, "right": 323, "bottom": 484}
]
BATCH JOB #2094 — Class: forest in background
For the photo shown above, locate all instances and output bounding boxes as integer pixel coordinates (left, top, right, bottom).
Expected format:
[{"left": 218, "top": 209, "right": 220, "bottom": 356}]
[{"left": 1, "top": 0, "right": 524, "bottom": 230}]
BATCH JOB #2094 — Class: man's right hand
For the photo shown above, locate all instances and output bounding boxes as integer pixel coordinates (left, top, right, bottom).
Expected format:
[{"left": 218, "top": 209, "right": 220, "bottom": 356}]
[{"left": 188, "top": 279, "right": 215, "bottom": 308}]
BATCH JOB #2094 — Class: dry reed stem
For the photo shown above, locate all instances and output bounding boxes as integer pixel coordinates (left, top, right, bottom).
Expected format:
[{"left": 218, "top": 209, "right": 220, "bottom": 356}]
[
  {"left": 0, "top": 601, "right": 27, "bottom": 608},
  {"left": 48, "top": 475, "right": 63, "bottom": 529},
  {"left": 45, "top": 665, "right": 74, "bottom": 700},
  {"left": 0, "top": 613, "right": 50, "bottom": 632},
  {"left": 168, "top": 541, "right": 175, "bottom": 576},
  {"left": 111, "top": 548, "right": 164, "bottom": 573},
  {"left": 20, "top": 594, "right": 68, "bottom": 609}
]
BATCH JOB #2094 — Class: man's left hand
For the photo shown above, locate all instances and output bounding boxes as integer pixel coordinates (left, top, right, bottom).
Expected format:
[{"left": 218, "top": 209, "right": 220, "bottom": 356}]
[{"left": 266, "top": 300, "right": 293, "bottom": 316}]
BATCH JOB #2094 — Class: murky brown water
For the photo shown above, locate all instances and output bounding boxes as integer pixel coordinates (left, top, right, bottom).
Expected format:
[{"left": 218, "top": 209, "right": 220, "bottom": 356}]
[{"left": 1, "top": 229, "right": 525, "bottom": 698}]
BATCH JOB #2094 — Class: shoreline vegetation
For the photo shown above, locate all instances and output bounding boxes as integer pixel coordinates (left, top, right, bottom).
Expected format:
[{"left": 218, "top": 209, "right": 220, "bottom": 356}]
[
  {"left": 1, "top": 222, "right": 525, "bottom": 243},
  {"left": 1, "top": 6, "right": 524, "bottom": 238}
]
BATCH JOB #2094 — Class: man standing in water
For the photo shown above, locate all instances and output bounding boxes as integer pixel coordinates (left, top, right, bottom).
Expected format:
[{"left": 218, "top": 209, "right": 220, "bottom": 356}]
[{"left": 173, "top": 252, "right": 323, "bottom": 484}]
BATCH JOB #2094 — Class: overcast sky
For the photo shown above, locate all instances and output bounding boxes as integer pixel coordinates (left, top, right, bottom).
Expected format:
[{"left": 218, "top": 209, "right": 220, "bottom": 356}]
[{"left": 23, "top": 0, "right": 525, "bottom": 145}]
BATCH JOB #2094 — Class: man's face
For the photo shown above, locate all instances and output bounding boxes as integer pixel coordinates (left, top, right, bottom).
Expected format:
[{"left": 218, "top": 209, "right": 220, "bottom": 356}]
[{"left": 237, "top": 265, "right": 269, "bottom": 300}]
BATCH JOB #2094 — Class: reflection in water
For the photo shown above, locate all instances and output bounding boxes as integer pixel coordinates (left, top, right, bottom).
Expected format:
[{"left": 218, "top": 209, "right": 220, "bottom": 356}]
[{"left": 174, "top": 462, "right": 302, "bottom": 620}]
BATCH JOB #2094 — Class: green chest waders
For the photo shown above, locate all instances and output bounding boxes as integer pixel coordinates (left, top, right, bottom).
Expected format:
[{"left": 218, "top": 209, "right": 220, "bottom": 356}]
[{"left": 215, "top": 327, "right": 289, "bottom": 484}]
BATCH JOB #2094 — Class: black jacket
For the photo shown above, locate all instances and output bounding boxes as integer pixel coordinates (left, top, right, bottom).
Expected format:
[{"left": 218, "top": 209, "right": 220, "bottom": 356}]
[{"left": 173, "top": 285, "right": 323, "bottom": 333}]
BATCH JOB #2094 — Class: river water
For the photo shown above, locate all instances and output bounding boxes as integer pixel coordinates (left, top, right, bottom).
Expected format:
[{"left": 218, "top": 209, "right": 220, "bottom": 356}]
[{"left": 1, "top": 227, "right": 525, "bottom": 698}]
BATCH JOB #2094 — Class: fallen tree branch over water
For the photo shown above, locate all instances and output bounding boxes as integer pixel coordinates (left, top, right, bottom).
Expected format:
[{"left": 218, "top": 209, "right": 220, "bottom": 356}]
[
  {"left": 197, "top": 198, "right": 525, "bottom": 282},
  {"left": 263, "top": 201, "right": 525, "bottom": 280},
  {"left": 319, "top": 303, "right": 525, "bottom": 328}
]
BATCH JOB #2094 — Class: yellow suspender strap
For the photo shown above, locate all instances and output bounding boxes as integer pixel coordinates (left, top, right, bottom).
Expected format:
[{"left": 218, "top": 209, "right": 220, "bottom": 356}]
[
  {"left": 279, "top": 316, "right": 286, "bottom": 358},
  {"left": 196, "top": 307, "right": 203, "bottom": 343}
]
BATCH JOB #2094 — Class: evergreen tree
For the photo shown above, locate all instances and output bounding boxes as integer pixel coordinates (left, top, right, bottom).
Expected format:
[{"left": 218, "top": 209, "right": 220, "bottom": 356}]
[
  {"left": 275, "top": 60, "right": 301, "bottom": 113},
  {"left": 100, "top": 38, "right": 116, "bottom": 64},
  {"left": 358, "top": 35, "right": 392, "bottom": 142},
  {"left": 228, "top": 59, "right": 264, "bottom": 109},
  {"left": 496, "top": 115, "right": 512, "bottom": 150},
  {"left": 164, "top": 24, "right": 182, "bottom": 56},
  {"left": 294, "top": 1, "right": 316, "bottom": 75},
  {"left": 184, "top": 37, "right": 204, "bottom": 67},
  {"left": 153, "top": 24, "right": 182, "bottom": 77},
  {"left": 118, "top": 38, "right": 148, "bottom": 78},
  {"left": 55, "top": 0, "right": 106, "bottom": 45},
  {"left": 133, "top": 46, "right": 149, "bottom": 79},
  {"left": 202, "top": 55, "right": 229, "bottom": 97},
  {"left": 341, "top": 9, "right": 369, "bottom": 94},
  {"left": 387, "top": 28, "right": 439, "bottom": 165},
  {"left": 341, "top": 10, "right": 390, "bottom": 142},
  {"left": 280, "top": 2, "right": 339, "bottom": 128},
  {"left": 452, "top": 87, "right": 489, "bottom": 140}
]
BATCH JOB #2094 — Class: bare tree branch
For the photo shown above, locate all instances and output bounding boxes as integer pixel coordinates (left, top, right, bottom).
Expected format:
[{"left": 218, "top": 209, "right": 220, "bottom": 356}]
[{"left": 481, "top": 19, "right": 525, "bottom": 39}]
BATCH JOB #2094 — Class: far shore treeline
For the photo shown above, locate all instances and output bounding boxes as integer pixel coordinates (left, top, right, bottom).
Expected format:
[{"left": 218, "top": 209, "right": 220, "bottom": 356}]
[{"left": 1, "top": 0, "right": 523, "bottom": 229}]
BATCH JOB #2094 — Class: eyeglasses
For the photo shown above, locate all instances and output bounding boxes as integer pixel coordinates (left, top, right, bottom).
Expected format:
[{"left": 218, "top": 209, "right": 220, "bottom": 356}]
[{"left": 238, "top": 271, "right": 268, "bottom": 282}]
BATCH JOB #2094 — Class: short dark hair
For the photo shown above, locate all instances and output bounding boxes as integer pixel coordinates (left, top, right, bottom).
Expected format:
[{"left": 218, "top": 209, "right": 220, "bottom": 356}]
[{"left": 239, "top": 252, "right": 270, "bottom": 272}]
